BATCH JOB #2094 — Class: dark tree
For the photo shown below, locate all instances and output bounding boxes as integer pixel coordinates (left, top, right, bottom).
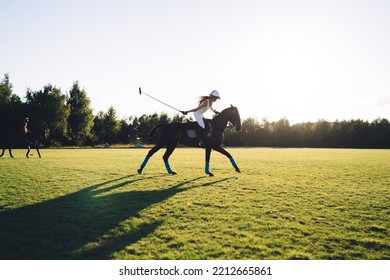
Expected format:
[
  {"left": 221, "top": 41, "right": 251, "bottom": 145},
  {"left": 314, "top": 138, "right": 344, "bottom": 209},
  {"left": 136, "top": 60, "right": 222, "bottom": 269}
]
[{"left": 67, "top": 82, "right": 94, "bottom": 146}]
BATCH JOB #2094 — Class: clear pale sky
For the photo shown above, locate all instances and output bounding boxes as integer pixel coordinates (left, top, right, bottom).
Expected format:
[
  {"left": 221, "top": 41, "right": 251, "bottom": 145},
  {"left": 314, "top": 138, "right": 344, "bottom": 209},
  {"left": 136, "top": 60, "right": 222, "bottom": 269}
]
[{"left": 1, "top": 0, "right": 389, "bottom": 124}]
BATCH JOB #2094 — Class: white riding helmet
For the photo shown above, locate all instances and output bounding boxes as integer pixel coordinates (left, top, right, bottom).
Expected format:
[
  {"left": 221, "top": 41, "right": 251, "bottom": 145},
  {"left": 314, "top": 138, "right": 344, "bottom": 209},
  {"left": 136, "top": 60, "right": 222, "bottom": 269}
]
[{"left": 210, "top": 90, "right": 220, "bottom": 99}]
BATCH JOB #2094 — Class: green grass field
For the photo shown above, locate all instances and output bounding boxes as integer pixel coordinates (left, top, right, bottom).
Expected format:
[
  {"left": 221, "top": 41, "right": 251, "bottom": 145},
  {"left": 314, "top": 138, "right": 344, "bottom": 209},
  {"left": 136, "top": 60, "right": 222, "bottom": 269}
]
[{"left": 0, "top": 148, "right": 389, "bottom": 260}]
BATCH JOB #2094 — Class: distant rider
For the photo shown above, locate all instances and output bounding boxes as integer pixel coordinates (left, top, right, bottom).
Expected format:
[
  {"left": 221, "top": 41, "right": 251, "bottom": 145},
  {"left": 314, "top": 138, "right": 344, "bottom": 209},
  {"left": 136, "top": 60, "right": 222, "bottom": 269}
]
[{"left": 21, "top": 117, "right": 30, "bottom": 135}]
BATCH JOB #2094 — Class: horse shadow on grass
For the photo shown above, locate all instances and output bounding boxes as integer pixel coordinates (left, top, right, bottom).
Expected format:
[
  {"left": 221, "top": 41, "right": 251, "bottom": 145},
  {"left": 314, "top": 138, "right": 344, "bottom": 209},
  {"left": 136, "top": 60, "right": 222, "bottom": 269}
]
[{"left": 0, "top": 174, "right": 229, "bottom": 259}]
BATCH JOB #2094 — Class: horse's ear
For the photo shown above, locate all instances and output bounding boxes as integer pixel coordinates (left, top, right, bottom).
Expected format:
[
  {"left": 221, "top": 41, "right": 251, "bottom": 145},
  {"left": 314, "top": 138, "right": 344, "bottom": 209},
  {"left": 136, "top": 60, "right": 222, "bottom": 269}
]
[{"left": 230, "top": 104, "right": 233, "bottom": 108}]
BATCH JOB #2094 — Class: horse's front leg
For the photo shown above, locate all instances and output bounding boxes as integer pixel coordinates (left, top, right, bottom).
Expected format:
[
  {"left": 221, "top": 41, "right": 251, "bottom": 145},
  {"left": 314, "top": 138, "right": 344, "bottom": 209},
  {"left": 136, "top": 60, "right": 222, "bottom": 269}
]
[
  {"left": 0, "top": 149, "right": 4, "bottom": 158},
  {"left": 205, "top": 147, "right": 214, "bottom": 177},
  {"left": 213, "top": 146, "right": 240, "bottom": 173}
]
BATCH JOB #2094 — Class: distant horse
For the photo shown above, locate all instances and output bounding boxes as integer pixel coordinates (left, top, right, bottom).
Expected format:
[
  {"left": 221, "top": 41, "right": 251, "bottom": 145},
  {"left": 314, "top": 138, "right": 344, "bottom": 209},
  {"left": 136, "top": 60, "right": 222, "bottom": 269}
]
[
  {"left": 0, "top": 130, "right": 46, "bottom": 158},
  {"left": 137, "top": 105, "right": 242, "bottom": 176}
]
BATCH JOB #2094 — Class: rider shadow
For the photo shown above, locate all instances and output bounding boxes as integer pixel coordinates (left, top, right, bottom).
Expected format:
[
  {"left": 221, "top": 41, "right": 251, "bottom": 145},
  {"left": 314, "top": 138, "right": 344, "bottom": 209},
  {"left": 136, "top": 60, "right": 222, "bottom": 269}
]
[{"left": 0, "top": 174, "right": 224, "bottom": 259}]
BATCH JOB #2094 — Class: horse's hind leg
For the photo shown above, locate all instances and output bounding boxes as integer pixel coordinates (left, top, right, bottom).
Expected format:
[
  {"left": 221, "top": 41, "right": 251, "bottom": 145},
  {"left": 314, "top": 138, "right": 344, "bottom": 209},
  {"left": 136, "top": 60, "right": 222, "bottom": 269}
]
[
  {"left": 162, "top": 142, "right": 178, "bottom": 175},
  {"left": 26, "top": 146, "right": 31, "bottom": 158},
  {"left": 138, "top": 144, "right": 163, "bottom": 174},
  {"left": 7, "top": 141, "right": 15, "bottom": 158},
  {"left": 0, "top": 149, "right": 4, "bottom": 158}
]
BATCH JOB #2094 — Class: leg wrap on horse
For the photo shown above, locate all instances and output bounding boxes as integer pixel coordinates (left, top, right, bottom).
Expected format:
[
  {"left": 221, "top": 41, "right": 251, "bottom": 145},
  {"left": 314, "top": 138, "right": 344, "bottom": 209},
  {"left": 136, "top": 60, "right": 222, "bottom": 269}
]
[
  {"left": 205, "top": 162, "right": 210, "bottom": 174},
  {"left": 141, "top": 156, "right": 150, "bottom": 169},
  {"left": 164, "top": 161, "right": 173, "bottom": 174},
  {"left": 229, "top": 157, "right": 238, "bottom": 169}
]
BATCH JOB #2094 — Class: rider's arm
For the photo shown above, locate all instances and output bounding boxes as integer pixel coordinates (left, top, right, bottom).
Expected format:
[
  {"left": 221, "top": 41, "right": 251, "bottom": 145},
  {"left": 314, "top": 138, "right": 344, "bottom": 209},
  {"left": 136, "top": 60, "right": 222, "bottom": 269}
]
[{"left": 187, "top": 100, "right": 208, "bottom": 113}]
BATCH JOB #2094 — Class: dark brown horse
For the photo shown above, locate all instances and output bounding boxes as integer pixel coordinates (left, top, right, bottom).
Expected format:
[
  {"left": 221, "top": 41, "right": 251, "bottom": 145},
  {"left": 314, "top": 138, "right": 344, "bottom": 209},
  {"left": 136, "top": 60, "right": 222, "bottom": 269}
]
[
  {"left": 137, "top": 105, "right": 242, "bottom": 176},
  {"left": 0, "top": 130, "right": 46, "bottom": 158}
]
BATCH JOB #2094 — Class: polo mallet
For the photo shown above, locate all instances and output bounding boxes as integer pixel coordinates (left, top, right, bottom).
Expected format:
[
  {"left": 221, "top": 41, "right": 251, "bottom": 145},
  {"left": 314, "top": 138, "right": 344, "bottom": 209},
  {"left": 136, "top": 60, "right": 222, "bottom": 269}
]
[{"left": 138, "top": 87, "right": 183, "bottom": 113}]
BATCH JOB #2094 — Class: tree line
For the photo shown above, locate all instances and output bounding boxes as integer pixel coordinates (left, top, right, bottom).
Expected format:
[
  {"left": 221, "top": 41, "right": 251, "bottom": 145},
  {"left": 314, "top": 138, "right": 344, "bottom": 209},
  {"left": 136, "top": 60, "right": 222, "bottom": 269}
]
[
  {"left": 226, "top": 117, "right": 389, "bottom": 148},
  {"left": 1, "top": 74, "right": 389, "bottom": 148}
]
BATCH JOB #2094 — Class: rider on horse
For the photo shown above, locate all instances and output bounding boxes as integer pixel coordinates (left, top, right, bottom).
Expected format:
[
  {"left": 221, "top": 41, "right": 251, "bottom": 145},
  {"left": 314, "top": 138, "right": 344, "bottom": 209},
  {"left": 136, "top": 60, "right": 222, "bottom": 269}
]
[
  {"left": 21, "top": 117, "right": 31, "bottom": 144},
  {"left": 137, "top": 104, "right": 241, "bottom": 176},
  {"left": 181, "top": 90, "right": 220, "bottom": 146},
  {"left": 22, "top": 117, "right": 30, "bottom": 135}
]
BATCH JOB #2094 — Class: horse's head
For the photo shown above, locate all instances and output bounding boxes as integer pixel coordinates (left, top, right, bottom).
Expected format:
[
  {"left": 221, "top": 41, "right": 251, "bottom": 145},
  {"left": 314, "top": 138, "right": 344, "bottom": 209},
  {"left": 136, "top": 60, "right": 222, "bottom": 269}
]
[{"left": 226, "top": 105, "right": 242, "bottom": 132}]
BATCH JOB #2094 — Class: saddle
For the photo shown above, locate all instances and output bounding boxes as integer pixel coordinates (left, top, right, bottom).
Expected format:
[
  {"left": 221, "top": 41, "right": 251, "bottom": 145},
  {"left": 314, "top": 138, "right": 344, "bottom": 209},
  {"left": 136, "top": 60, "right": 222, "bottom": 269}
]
[{"left": 185, "top": 119, "right": 213, "bottom": 139}]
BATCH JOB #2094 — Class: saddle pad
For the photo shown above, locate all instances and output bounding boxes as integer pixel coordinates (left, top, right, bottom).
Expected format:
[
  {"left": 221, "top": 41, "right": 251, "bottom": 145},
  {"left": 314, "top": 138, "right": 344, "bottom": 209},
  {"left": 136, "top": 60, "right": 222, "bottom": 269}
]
[{"left": 186, "top": 130, "right": 197, "bottom": 138}]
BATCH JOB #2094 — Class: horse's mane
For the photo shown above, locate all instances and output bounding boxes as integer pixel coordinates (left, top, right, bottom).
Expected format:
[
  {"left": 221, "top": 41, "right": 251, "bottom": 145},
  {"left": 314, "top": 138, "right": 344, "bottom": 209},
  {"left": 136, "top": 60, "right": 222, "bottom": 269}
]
[{"left": 214, "top": 105, "right": 237, "bottom": 120}]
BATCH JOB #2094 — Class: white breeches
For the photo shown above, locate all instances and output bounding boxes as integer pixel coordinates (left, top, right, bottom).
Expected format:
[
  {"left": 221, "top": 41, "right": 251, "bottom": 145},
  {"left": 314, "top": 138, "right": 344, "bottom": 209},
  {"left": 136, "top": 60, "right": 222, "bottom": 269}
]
[{"left": 193, "top": 112, "right": 205, "bottom": 129}]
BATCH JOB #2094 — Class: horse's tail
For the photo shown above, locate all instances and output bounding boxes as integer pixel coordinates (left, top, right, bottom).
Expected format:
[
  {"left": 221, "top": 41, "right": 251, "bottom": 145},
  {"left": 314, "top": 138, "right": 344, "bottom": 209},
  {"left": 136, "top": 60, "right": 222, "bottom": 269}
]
[{"left": 148, "top": 124, "right": 166, "bottom": 138}]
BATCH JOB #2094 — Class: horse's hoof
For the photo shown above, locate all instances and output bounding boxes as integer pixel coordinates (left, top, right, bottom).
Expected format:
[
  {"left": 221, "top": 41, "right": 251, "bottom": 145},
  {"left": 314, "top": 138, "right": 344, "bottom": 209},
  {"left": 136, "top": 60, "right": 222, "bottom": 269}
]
[
  {"left": 137, "top": 168, "right": 143, "bottom": 175},
  {"left": 170, "top": 171, "right": 177, "bottom": 175},
  {"left": 207, "top": 172, "right": 214, "bottom": 177},
  {"left": 235, "top": 167, "right": 241, "bottom": 173}
]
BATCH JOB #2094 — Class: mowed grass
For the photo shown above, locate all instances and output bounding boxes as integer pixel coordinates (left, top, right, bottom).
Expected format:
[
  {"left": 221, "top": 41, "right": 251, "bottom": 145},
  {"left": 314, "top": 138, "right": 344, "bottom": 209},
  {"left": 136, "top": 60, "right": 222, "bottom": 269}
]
[{"left": 0, "top": 148, "right": 389, "bottom": 260}]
